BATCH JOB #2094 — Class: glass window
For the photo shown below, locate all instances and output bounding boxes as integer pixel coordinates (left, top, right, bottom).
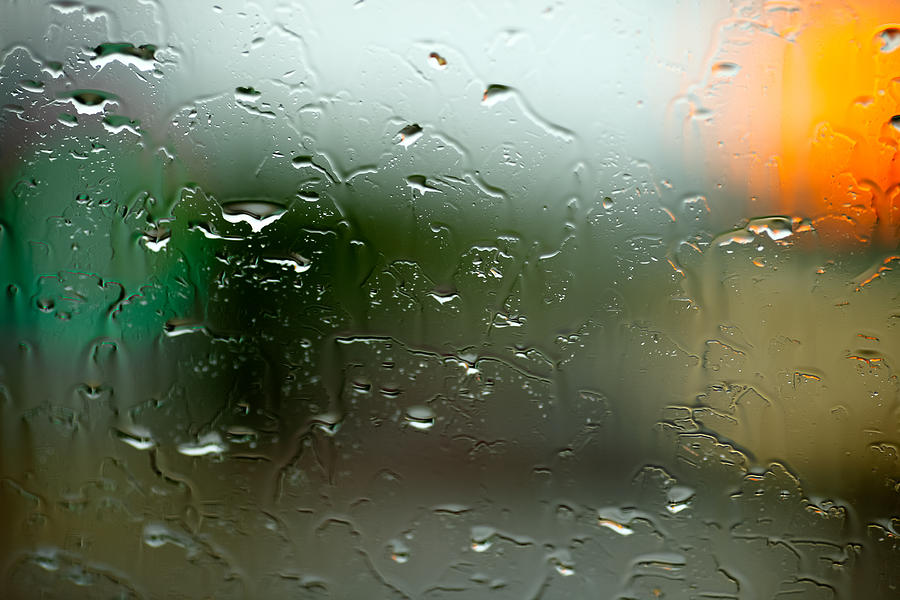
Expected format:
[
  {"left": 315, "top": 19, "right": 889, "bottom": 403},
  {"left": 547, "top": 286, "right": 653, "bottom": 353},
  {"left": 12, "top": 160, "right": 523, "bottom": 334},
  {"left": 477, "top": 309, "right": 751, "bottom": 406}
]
[{"left": 1, "top": 1, "right": 898, "bottom": 597}]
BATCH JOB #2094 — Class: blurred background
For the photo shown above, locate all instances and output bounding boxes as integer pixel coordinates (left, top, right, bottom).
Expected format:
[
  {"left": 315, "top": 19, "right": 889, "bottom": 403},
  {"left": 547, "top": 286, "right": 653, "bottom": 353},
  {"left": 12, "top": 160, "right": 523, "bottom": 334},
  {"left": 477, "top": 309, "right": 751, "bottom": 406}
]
[{"left": 1, "top": 0, "right": 898, "bottom": 597}]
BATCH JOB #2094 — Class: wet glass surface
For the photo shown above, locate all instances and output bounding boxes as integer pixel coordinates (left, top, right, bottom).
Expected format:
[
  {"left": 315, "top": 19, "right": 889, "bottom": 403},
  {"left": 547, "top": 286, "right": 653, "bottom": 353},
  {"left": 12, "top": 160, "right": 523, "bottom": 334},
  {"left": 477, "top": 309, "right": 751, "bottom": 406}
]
[{"left": 1, "top": 1, "right": 899, "bottom": 598}]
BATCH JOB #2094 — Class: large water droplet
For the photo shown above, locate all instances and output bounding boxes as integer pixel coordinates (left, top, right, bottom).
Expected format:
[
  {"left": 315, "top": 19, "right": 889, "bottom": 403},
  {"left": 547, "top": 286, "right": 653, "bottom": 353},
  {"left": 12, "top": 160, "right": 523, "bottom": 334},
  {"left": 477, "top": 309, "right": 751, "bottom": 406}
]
[
  {"left": 59, "top": 90, "right": 117, "bottom": 114},
  {"left": 177, "top": 432, "right": 226, "bottom": 456},
  {"left": 220, "top": 200, "right": 287, "bottom": 232},
  {"left": 877, "top": 27, "right": 900, "bottom": 53},
  {"left": 91, "top": 42, "right": 157, "bottom": 71},
  {"left": 405, "top": 405, "right": 435, "bottom": 430},
  {"left": 747, "top": 216, "right": 793, "bottom": 241},
  {"left": 482, "top": 84, "right": 512, "bottom": 107},
  {"left": 395, "top": 124, "right": 423, "bottom": 148},
  {"left": 116, "top": 426, "right": 156, "bottom": 450},
  {"left": 428, "top": 51, "right": 447, "bottom": 69},
  {"left": 470, "top": 526, "right": 495, "bottom": 552}
]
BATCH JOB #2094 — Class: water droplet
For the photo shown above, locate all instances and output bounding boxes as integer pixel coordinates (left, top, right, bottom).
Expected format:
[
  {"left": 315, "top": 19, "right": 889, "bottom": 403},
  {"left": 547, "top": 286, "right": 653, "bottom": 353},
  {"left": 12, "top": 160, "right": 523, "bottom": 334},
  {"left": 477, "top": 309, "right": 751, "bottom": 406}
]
[
  {"left": 18, "top": 80, "right": 44, "bottom": 93},
  {"left": 142, "top": 524, "right": 170, "bottom": 548},
  {"left": 877, "top": 28, "right": 900, "bottom": 53},
  {"left": 103, "top": 115, "right": 141, "bottom": 135},
  {"left": 395, "top": 124, "right": 423, "bottom": 148},
  {"left": 747, "top": 216, "right": 793, "bottom": 241},
  {"left": 405, "top": 406, "right": 435, "bottom": 430},
  {"left": 717, "top": 231, "right": 755, "bottom": 246},
  {"left": 225, "top": 426, "right": 258, "bottom": 444},
  {"left": 428, "top": 51, "right": 447, "bottom": 69},
  {"left": 712, "top": 62, "right": 740, "bottom": 77},
  {"left": 666, "top": 502, "right": 689, "bottom": 514},
  {"left": 35, "top": 298, "right": 55, "bottom": 313},
  {"left": 58, "top": 113, "right": 78, "bottom": 127},
  {"left": 482, "top": 84, "right": 512, "bottom": 107},
  {"left": 406, "top": 175, "right": 440, "bottom": 195},
  {"left": 290, "top": 155, "right": 336, "bottom": 183},
  {"left": 428, "top": 290, "right": 459, "bottom": 305},
  {"left": 91, "top": 42, "right": 157, "bottom": 71},
  {"left": 116, "top": 426, "right": 156, "bottom": 450},
  {"left": 59, "top": 90, "right": 117, "bottom": 115},
  {"left": 379, "top": 386, "right": 401, "bottom": 398},
  {"left": 43, "top": 60, "right": 64, "bottom": 77},
  {"left": 263, "top": 253, "right": 311, "bottom": 273},
  {"left": 309, "top": 413, "right": 342, "bottom": 435},
  {"left": 235, "top": 86, "right": 262, "bottom": 102},
  {"left": 389, "top": 539, "right": 410, "bottom": 563},
  {"left": 220, "top": 200, "right": 287, "bottom": 232},
  {"left": 142, "top": 227, "right": 170, "bottom": 251},
  {"left": 33, "top": 550, "right": 59, "bottom": 571},
  {"left": 188, "top": 222, "right": 240, "bottom": 240},
  {"left": 470, "top": 526, "right": 495, "bottom": 552},
  {"left": 164, "top": 319, "right": 206, "bottom": 338},
  {"left": 177, "top": 432, "right": 226, "bottom": 456},
  {"left": 597, "top": 518, "right": 634, "bottom": 536}
]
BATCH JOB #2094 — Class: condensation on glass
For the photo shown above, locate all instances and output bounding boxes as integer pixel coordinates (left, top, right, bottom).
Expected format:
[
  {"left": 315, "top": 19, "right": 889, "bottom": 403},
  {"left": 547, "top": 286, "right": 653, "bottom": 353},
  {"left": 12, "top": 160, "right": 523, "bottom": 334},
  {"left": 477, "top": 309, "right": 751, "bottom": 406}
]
[{"left": 1, "top": 0, "right": 898, "bottom": 598}]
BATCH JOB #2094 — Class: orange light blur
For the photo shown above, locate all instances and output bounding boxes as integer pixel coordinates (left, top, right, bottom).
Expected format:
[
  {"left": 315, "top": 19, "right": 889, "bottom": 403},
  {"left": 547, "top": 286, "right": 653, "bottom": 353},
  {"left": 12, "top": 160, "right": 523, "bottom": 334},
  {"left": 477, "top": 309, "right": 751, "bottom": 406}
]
[
  {"left": 707, "top": 1, "right": 900, "bottom": 245},
  {"left": 780, "top": 3, "right": 900, "bottom": 244}
]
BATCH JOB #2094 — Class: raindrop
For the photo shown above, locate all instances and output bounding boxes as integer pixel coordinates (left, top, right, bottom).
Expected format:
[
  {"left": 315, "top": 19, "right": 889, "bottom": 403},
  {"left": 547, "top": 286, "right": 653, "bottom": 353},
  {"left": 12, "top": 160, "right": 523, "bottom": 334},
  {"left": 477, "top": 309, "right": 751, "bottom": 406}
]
[
  {"left": 428, "top": 51, "right": 447, "bottom": 69},
  {"left": 59, "top": 90, "right": 117, "bottom": 115},
  {"left": 428, "top": 290, "right": 459, "bottom": 305},
  {"left": 482, "top": 84, "right": 512, "bottom": 107},
  {"left": 116, "top": 426, "right": 156, "bottom": 450},
  {"left": 747, "top": 216, "right": 793, "bottom": 241},
  {"left": 666, "top": 485, "right": 694, "bottom": 514},
  {"left": 717, "top": 231, "right": 755, "bottom": 246},
  {"left": 711, "top": 62, "right": 740, "bottom": 77},
  {"left": 33, "top": 550, "right": 59, "bottom": 572},
  {"left": 309, "top": 413, "right": 342, "bottom": 435},
  {"left": 225, "top": 426, "right": 258, "bottom": 444},
  {"left": 164, "top": 319, "right": 206, "bottom": 338},
  {"left": 553, "top": 560, "right": 575, "bottom": 576},
  {"left": 470, "top": 526, "right": 495, "bottom": 552},
  {"left": 142, "top": 524, "right": 170, "bottom": 548},
  {"left": 877, "top": 27, "right": 900, "bottom": 53},
  {"left": 263, "top": 253, "right": 312, "bottom": 273},
  {"left": 103, "top": 115, "right": 141, "bottom": 135},
  {"left": 220, "top": 200, "right": 287, "bottom": 232},
  {"left": 597, "top": 518, "right": 634, "bottom": 536},
  {"left": 235, "top": 86, "right": 262, "bottom": 102},
  {"left": 18, "top": 80, "right": 44, "bottom": 92},
  {"left": 389, "top": 539, "right": 410, "bottom": 563},
  {"left": 406, "top": 175, "right": 440, "bottom": 195},
  {"left": 405, "top": 405, "right": 435, "bottom": 430},
  {"left": 177, "top": 432, "right": 226, "bottom": 456},
  {"left": 91, "top": 42, "right": 157, "bottom": 71},
  {"left": 43, "top": 60, "right": 64, "bottom": 77},
  {"left": 395, "top": 123, "right": 423, "bottom": 148}
]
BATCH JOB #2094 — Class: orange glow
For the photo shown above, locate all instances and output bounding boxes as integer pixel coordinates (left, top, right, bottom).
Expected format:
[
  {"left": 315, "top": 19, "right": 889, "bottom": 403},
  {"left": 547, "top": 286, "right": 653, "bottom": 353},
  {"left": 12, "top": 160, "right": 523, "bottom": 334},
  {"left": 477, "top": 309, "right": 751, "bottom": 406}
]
[
  {"left": 707, "top": 1, "right": 900, "bottom": 245},
  {"left": 780, "top": 4, "right": 900, "bottom": 244}
]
